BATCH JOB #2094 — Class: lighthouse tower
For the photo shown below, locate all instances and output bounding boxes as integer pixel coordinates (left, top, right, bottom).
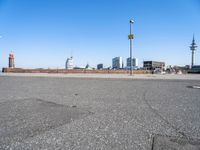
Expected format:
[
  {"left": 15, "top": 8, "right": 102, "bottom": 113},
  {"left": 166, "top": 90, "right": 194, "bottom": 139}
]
[
  {"left": 190, "top": 35, "right": 197, "bottom": 68},
  {"left": 8, "top": 52, "right": 15, "bottom": 68}
]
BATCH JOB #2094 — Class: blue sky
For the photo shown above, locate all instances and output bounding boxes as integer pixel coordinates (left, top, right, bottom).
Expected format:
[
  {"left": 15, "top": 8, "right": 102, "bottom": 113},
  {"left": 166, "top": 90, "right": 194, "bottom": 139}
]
[{"left": 0, "top": 0, "right": 200, "bottom": 69}]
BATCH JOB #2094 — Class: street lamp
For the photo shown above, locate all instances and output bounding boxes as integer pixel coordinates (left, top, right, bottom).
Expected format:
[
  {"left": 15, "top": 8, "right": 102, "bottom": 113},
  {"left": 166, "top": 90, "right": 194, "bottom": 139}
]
[{"left": 128, "top": 19, "right": 134, "bottom": 75}]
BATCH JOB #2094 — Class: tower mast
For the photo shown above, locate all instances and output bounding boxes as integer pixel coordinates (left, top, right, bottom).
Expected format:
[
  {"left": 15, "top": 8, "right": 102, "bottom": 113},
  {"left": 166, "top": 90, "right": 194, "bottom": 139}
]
[{"left": 190, "top": 35, "right": 197, "bottom": 68}]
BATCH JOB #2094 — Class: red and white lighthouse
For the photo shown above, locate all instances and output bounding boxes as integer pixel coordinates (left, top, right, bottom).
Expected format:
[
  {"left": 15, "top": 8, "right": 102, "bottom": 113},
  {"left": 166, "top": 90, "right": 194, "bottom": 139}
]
[{"left": 8, "top": 52, "right": 15, "bottom": 68}]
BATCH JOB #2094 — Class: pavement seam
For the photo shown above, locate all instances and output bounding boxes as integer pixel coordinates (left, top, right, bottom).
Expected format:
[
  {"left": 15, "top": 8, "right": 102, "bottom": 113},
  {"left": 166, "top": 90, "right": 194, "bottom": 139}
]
[{"left": 142, "top": 90, "right": 188, "bottom": 139}]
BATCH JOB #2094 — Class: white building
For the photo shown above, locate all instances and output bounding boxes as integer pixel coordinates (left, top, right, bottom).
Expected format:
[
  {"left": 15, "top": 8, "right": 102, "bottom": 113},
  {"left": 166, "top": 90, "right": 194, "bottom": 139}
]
[
  {"left": 126, "top": 57, "right": 138, "bottom": 69},
  {"left": 65, "top": 57, "right": 74, "bottom": 69},
  {"left": 112, "top": 57, "right": 123, "bottom": 69}
]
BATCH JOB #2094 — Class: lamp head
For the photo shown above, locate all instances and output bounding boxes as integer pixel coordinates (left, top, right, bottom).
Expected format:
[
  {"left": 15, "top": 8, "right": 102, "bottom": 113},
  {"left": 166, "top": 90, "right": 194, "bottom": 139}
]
[{"left": 130, "top": 19, "right": 134, "bottom": 24}]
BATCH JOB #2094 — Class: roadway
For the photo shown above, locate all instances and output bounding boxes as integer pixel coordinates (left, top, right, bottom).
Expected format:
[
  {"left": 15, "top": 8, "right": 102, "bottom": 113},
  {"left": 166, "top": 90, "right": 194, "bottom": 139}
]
[{"left": 0, "top": 74, "right": 200, "bottom": 149}]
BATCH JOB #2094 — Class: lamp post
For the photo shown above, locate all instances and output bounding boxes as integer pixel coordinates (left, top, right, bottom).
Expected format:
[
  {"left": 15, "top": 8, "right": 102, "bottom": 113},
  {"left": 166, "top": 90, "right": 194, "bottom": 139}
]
[{"left": 129, "top": 19, "right": 134, "bottom": 75}]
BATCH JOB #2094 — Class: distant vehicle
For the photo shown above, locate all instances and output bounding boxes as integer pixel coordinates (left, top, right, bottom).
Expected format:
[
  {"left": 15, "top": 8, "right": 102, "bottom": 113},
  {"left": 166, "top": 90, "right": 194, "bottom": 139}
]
[{"left": 153, "top": 68, "right": 166, "bottom": 74}]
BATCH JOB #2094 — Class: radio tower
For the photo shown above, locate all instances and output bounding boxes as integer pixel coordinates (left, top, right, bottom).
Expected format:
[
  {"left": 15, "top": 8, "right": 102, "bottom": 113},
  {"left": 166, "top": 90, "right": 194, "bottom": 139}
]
[{"left": 190, "top": 35, "right": 197, "bottom": 68}]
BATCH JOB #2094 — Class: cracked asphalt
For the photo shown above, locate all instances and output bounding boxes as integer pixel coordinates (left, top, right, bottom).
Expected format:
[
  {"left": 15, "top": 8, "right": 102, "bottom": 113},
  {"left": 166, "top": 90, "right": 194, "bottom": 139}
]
[{"left": 0, "top": 75, "right": 200, "bottom": 149}]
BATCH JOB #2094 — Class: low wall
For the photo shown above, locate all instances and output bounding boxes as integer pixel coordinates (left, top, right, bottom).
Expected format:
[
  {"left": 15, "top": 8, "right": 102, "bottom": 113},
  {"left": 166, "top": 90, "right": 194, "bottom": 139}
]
[
  {"left": 2, "top": 68, "right": 150, "bottom": 74},
  {"left": 188, "top": 70, "right": 200, "bottom": 74}
]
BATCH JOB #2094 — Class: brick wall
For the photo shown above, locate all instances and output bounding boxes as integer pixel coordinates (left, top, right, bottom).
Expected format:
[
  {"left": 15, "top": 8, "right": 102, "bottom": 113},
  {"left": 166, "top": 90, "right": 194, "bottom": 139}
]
[{"left": 2, "top": 68, "right": 150, "bottom": 74}]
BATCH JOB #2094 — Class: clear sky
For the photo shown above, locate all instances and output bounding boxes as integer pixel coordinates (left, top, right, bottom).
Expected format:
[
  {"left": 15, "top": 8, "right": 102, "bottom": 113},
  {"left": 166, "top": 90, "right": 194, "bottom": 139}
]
[{"left": 0, "top": 0, "right": 200, "bottom": 69}]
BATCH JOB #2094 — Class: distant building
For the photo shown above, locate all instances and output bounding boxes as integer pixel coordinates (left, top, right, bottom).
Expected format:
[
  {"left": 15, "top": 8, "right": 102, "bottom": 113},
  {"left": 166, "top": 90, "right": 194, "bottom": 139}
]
[
  {"left": 97, "top": 64, "right": 103, "bottom": 70},
  {"left": 188, "top": 65, "right": 200, "bottom": 74},
  {"left": 192, "top": 65, "right": 200, "bottom": 71},
  {"left": 126, "top": 57, "right": 138, "bottom": 69},
  {"left": 8, "top": 52, "right": 15, "bottom": 68},
  {"left": 85, "top": 63, "right": 92, "bottom": 70},
  {"left": 143, "top": 61, "right": 165, "bottom": 70},
  {"left": 65, "top": 57, "right": 74, "bottom": 69},
  {"left": 112, "top": 57, "right": 123, "bottom": 69}
]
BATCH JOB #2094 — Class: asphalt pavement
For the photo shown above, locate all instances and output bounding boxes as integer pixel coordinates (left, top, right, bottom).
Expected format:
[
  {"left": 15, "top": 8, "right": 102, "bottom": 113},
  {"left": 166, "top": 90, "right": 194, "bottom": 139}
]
[{"left": 0, "top": 75, "right": 200, "bottom": 149}]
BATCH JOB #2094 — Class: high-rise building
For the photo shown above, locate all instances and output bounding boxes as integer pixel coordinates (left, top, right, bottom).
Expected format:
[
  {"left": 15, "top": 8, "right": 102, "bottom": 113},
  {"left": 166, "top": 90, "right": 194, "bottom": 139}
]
[
  {"left": 65, "top": 57, "right": 74, "bottom": 69},
  {"left": 190, "top": 35, "right": 197, "bottom": 67},
  {"left": 112, "top": 57, "right": 123, "bottom": 69},
  {"left": 8, "top": 52, "right": 15, "bottom": 68},
  {"left": 97, "top": 64, "right": 103, "bottom": 70},
  {"left": 126, "top": 57, "right": 138, "bottom": 69}
]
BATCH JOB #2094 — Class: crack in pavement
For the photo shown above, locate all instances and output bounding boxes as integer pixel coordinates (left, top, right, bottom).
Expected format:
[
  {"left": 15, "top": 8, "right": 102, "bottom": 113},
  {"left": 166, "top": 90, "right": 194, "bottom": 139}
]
[{"left": 142, "top": 90, "right": 188, "bottom": 139}]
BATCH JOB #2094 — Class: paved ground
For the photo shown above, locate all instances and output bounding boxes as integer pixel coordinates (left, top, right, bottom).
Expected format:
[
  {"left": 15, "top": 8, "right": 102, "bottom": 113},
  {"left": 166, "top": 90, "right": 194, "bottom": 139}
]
[
  {"left": 0, "top": 74, "right": 200, "bottom": 149},
  {"left": 1, "top": 73, "right": 200, "bottom": 80}
]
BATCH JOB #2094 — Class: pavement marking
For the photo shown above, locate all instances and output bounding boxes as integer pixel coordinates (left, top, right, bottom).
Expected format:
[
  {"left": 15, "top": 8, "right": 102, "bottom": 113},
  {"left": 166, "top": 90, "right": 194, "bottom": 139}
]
[
  {"left": 192, "top": 85, "right": 200, "bottom": 89},
  {"left": 152, "top": 135, "right": 200, "bottom": 150},
  {"left": 187, "top": 85, "right": 200, "bottom": 89}
]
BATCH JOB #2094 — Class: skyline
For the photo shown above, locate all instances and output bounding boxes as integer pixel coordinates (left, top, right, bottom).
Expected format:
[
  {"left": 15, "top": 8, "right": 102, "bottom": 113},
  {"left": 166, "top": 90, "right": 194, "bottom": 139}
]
[{"left": 0, "top": 0, "right": 200, "bottom": 69}]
